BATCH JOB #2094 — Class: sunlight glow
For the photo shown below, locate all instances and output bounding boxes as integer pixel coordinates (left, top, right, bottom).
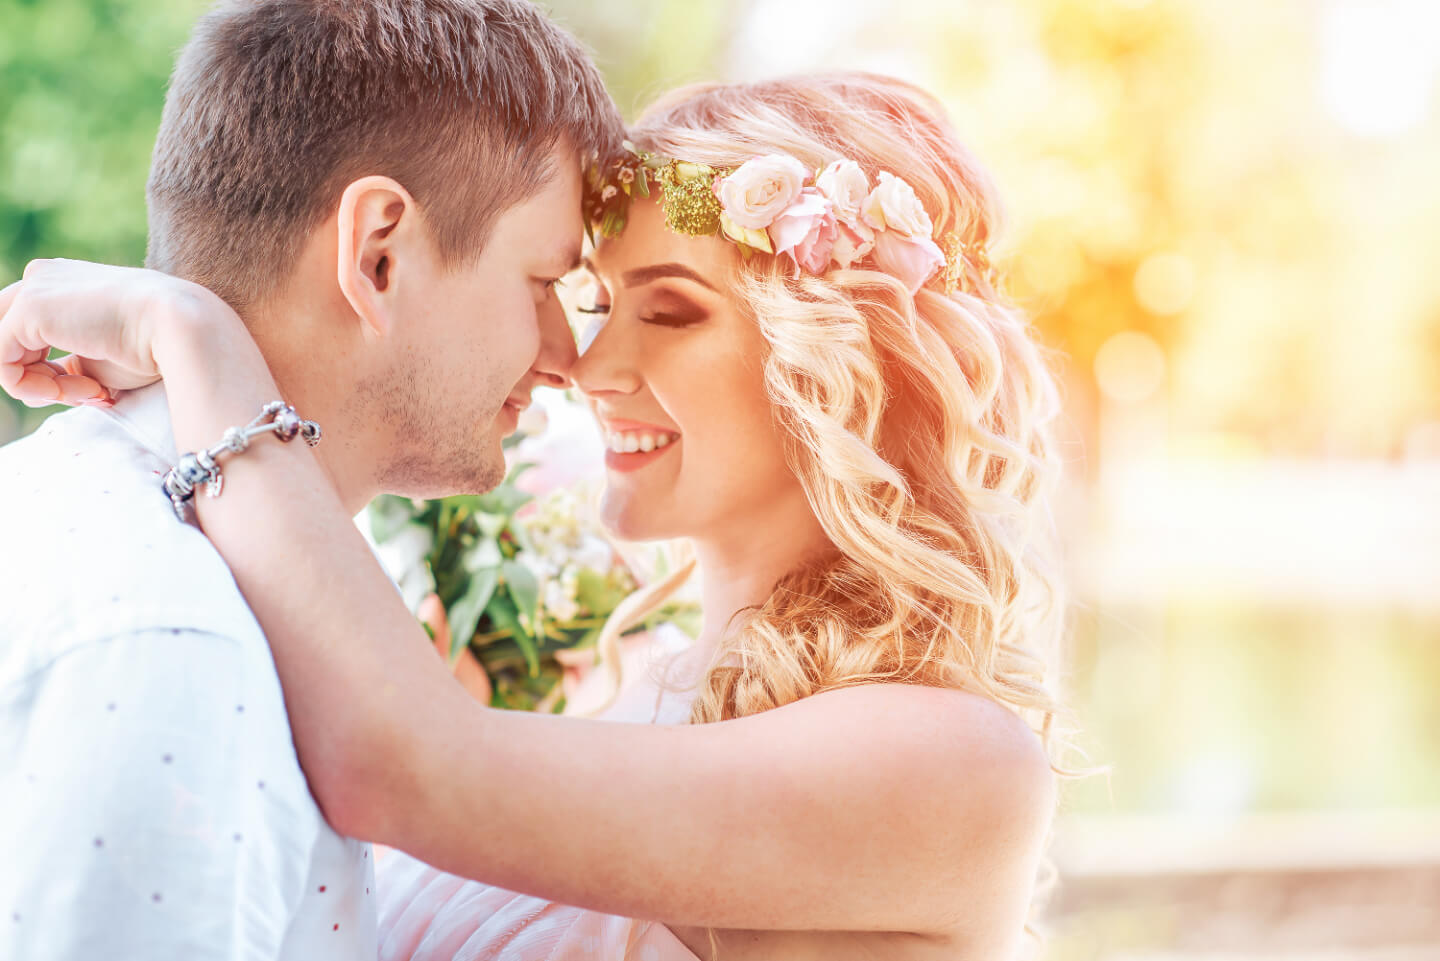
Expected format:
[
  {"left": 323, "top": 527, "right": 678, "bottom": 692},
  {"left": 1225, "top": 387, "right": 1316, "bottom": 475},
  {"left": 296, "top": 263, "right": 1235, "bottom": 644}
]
[{"left": 1321, "top": 0, "right": 1440, "bottom": 138}]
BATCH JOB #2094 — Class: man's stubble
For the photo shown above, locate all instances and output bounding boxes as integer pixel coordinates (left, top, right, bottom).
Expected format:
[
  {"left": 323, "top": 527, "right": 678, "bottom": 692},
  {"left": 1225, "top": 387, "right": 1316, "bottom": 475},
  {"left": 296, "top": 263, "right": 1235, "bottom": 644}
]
[{"left": 356, "top": 355, "right": 508, "bottom": 500}]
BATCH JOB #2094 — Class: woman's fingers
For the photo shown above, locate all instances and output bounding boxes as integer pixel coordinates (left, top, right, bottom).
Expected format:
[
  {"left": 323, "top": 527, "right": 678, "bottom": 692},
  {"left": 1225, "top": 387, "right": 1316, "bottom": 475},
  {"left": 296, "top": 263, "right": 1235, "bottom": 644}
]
[
  {"left": 418, "top": 593, "right": 492, "bottom": 702},
  {"left": 419, "top": 593, "right": 453, "bottom": 662},
  {"left": 0, "top": 349, "right": 25, "bottom": 392},
  {"left": 0, "top": 282, "right": 55, "bottom": 398},
  {"left": 65, "top": 354, "right": 154, "bottom": 394},
  {"left": 9, "top": 364, "right": 63, "bottom": 407},
  {"left": 0, "top": 323, "right": 32, "bottom": 390},
  {"left": 57, "top": 355, "right": 116, "bottom": 406},
  {"left": 0, "top": 323, "right": 97, "bottom": 408},
  {"left": 452, "top": 647, "right": 493, "bottom": 704},
  {"left": 0, "top": 300, "right": 80, "bottom": 407},
  {"left": 1, "top": 352, "right": 118, "bottom": 408},
  {"left": 56, "top": 372, "right": 111, "bottom": 407}
]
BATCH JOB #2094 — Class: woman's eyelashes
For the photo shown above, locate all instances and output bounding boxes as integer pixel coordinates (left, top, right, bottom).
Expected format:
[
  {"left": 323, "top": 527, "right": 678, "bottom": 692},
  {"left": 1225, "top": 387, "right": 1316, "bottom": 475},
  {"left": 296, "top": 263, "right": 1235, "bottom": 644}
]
[
  {"left": 639, "top": 311, "right": 704, "bottom": 329},
  {"left": 634, "top": 293, "right": 708, "bottom": 329},
  {"left": 574, "top": 301, "right": 705, "bottom": 329}
]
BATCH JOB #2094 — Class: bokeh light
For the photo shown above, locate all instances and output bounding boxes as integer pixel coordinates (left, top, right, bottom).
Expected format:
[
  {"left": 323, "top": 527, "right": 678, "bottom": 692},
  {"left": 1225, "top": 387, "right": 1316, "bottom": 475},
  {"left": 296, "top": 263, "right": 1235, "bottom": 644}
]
[{"left": 1094, "top": 330, "right": 1167, "bottom": 403}]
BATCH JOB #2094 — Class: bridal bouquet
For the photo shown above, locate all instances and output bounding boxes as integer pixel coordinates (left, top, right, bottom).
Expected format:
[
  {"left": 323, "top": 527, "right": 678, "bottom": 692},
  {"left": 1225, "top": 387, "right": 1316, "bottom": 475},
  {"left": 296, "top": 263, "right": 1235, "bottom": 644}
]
[{"left": 368, "top": 465, "right": 698, "bottom": 712}]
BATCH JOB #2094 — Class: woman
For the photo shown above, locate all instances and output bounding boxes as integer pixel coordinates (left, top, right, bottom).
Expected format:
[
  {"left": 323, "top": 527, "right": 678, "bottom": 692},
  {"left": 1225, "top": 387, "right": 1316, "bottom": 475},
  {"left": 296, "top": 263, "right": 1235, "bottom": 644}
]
[{"left": 2, "top": 73, "right": 1066, "bottom": 960}]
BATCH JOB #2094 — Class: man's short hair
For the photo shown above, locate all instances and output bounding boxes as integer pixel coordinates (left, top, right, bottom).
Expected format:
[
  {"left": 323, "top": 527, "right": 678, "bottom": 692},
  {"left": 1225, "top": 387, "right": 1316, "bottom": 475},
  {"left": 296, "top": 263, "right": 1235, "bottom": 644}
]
[{"left": 146, "top": 0, "right": 623, "bottom": 310}]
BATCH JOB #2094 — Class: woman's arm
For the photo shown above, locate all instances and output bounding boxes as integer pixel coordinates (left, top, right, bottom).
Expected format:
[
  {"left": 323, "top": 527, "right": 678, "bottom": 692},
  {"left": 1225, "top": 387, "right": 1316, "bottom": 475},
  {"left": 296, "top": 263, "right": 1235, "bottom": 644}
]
[{"left": 1, "top": 264, "right": 1055, "bottom": 938}]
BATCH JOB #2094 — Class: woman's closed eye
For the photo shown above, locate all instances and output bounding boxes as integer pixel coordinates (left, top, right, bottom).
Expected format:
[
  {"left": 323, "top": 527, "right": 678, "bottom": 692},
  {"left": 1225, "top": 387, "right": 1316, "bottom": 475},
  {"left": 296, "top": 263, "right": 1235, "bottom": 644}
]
[
  {"left": 635, "top": 295, "right": 707, "bottom": 329},
  {"left": 639, "top": 311, "right": 704, "bottom": 329},
  {"left": 574, "top": 303, "right": 703, "bottom": 330}
]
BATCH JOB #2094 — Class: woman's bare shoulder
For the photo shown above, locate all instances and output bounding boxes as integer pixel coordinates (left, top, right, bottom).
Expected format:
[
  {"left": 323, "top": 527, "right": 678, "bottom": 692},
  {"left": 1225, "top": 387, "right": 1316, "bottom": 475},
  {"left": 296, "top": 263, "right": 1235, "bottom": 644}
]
[
  {"left": 740, "top": 683, "right": 1054, "bottom": 938},
  {"left": 774, "top": 683, "right": 1056, "bottom": 831},
  {"left": 792, "top": 682, "right": 1049, "bottom": 758}
]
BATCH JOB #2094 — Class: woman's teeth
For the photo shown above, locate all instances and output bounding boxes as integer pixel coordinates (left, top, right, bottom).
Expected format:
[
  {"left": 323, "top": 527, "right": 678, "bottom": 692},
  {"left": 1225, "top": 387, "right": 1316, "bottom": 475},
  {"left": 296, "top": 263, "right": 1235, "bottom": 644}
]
[{"left": 606, "top": 430, "right": 680, "bottom": 454}]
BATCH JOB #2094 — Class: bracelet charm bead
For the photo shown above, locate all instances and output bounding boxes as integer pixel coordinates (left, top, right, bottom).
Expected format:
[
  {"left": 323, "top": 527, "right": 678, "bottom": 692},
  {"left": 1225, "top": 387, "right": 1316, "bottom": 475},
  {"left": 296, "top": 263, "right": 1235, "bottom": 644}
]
[{"left": 162, "top": 401, "right": 321, "bottom": 522}]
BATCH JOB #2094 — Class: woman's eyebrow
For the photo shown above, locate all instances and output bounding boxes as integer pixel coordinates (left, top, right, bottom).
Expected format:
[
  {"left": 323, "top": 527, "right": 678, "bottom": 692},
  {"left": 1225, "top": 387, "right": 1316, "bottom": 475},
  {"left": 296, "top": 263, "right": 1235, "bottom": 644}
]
[
  {"left": 579, "top": 258, "right": 717, "bottom": 293},
  {"left": 621, "top": 262, "right": 718, "bottom": 292}
]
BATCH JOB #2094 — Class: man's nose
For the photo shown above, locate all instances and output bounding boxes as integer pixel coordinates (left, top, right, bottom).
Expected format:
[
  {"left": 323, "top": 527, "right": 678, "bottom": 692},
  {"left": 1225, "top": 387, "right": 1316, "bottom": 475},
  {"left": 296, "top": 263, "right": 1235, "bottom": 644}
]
[{"left": 532, "top": 295, "right": 578, "bottom": 389}]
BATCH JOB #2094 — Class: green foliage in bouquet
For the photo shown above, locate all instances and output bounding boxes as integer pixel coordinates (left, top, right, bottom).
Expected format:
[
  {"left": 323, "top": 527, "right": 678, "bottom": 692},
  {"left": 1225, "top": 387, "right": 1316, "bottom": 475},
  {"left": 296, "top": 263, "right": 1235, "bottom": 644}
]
[{"left": 369, "top": 464, "right": 699, "bottom": 712}]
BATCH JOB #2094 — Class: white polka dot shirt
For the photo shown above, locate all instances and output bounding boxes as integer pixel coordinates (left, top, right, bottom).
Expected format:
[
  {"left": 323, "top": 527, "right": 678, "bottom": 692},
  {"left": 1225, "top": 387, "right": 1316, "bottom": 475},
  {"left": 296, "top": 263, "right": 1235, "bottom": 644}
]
[{"left": 0, "top": 385, "right": 377, "bottom": 959}]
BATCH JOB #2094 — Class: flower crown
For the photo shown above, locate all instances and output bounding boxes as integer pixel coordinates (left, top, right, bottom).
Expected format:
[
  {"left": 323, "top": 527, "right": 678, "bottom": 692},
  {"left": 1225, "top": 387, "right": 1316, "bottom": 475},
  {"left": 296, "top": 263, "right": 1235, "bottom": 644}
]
[{"left": 584, "top": 144, "right": 996, "bottom": 296}]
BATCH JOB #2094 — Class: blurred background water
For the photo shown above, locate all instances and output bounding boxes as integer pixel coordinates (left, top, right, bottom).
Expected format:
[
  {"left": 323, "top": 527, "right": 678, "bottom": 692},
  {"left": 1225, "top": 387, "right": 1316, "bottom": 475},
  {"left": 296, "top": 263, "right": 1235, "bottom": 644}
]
[{"left": 3, "top": 1, "right": 1437, "bottom": 957}]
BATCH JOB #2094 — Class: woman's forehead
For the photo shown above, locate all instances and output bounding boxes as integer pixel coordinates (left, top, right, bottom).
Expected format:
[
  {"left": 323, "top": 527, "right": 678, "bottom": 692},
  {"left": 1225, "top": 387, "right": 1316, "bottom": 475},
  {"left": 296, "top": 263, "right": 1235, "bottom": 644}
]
[{"left": 588, "top": 198, "right": 732, "bottom": 279}]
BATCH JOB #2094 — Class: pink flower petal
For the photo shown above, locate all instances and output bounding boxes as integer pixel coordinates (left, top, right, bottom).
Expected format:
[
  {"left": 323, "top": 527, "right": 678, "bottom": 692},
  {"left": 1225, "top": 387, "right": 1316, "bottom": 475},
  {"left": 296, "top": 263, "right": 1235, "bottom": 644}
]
[{"left": 871, "top": 230, "right": 945, "bottom": 293}]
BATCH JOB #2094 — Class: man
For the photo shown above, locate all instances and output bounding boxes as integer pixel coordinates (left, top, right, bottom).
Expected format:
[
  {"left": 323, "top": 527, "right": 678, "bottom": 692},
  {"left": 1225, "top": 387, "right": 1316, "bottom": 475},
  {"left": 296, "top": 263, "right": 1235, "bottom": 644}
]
[{"left": 0, "top": 0, "right": 621, "bottom": 956}]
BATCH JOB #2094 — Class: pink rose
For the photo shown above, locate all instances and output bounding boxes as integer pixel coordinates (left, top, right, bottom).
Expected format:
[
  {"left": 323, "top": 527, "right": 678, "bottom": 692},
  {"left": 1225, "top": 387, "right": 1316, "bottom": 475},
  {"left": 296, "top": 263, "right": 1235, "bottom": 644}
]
[
  {"left": 830, "top": 218, "right": 875, "bottom": 269},
  {"left": 817, "top": 159, "right": 876, "bottom": 268},
  {"left": 717, "top": 154, "right": 809, "bottom": 229},
  {"left": 769, "top": 188, "right": 837, "bottom": 276},
  {"left": 871, "top": 230, "right": 945, "bottom": 293}
]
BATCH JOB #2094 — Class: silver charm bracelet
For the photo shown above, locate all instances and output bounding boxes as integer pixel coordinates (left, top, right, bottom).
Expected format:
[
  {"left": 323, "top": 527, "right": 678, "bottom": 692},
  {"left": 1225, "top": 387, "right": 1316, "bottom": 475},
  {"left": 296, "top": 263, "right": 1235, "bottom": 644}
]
[{"left": 162, "top": 401, "right": 322, "bottom": 521}]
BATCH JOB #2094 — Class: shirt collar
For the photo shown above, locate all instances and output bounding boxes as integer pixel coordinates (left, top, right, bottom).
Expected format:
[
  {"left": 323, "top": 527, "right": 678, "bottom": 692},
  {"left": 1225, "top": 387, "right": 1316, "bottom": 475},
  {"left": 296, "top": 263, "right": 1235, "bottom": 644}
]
[{"left": 100, "top": 383, "right": 179, "bottom": 466}]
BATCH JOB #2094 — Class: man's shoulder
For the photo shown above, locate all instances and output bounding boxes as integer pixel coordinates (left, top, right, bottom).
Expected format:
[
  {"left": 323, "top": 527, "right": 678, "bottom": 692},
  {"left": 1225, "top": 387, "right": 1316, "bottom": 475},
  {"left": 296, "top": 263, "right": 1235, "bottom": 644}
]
[
  {"left": 0, "top": 407, "right": 264, "bottom": 683},
  {"left": 0, "top": 403, "right": 166, "bottom": 495}
]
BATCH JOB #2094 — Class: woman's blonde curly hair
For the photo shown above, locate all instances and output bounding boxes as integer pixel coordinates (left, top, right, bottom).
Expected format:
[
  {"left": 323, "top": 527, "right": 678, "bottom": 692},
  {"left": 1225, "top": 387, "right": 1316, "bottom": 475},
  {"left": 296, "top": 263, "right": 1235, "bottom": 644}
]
[{"left": 595, "top": 72, "right": 1068, "bottom": 758}]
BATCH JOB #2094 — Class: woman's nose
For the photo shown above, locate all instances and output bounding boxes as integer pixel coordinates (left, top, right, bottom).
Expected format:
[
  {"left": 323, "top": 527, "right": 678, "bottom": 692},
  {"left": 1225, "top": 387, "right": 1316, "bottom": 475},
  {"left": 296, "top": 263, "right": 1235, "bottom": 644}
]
[{"left": 570, "top": 311, "right": 642, "bottom": 397}]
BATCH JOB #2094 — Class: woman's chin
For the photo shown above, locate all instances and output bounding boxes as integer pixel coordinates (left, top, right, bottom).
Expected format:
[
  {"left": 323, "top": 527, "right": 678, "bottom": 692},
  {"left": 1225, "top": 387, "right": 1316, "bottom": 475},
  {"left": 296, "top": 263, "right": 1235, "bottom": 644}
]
[{"left": 598, "top": 492, "right": 680, "bottom": 544}]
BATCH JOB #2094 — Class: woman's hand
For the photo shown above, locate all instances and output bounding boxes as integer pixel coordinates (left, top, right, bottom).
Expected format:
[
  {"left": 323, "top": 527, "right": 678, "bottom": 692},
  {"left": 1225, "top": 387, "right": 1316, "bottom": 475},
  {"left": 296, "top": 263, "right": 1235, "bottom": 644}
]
[{"left": 0, "top": 259, "right": 236, "bottom": 407}]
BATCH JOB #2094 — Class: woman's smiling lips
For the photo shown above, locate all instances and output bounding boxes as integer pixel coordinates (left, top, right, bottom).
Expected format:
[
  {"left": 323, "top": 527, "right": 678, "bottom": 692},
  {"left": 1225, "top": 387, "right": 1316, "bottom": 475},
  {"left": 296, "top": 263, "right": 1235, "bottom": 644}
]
[{"left": 600, "top": 418, "right": 681, "bottom": 473}]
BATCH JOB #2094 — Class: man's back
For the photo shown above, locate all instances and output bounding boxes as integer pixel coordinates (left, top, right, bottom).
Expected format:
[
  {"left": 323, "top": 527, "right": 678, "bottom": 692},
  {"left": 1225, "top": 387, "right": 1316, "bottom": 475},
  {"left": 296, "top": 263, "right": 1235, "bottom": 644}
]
[{"left": 0, "top": 386, "right": 376, "bottom": 959}]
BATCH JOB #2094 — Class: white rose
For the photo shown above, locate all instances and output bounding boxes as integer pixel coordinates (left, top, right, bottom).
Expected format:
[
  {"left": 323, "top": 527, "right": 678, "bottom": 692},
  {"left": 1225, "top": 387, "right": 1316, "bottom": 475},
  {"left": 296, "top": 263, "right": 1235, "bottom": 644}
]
[
  {"left": 572, "top": 534, "right": 616, "bottom": 573},
  {"left": 522, "top": 553, "right": 559, "bottom": 583},
  {"left": 717, "top": 154, "right": 809, "bottom": 229},
  {"left": 815, "top": 159, "right": 870, "bottom": 225},
  {"left": 372, "top": 522, "right": 436, "bottom": 612},
  {"left": 543, "top": 577, "right": 581, "bottom": 623},
  {"left": 861, "top": 171, "right": 934, "bottom": 239}
]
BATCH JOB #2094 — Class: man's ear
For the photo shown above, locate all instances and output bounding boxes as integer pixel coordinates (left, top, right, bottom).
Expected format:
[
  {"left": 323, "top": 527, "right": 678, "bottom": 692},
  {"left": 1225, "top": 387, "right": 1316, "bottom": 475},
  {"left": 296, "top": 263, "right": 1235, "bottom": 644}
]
[{"left": 336, "top": 176, "right": 420, "bottom": 339}]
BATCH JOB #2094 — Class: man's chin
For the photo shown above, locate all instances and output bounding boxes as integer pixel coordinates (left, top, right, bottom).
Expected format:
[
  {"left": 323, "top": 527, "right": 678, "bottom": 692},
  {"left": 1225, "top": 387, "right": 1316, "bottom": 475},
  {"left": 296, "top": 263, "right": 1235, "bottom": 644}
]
[{"left": 376, "top": 451, "right": 507, "bottom": 500}]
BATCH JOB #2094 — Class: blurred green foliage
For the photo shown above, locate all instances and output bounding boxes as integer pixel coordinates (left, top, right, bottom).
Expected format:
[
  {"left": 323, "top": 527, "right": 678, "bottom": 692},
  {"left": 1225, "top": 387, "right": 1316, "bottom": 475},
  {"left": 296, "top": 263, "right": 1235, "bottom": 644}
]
[
  {"left": 1, "top": 0, "right": 208, "bottom": 437},
  {"left": 0, "top": 0, "right": 204, "bottom": 279},
  {"left": 370, "top": 466, "right": 699, "bottom": 713}
]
